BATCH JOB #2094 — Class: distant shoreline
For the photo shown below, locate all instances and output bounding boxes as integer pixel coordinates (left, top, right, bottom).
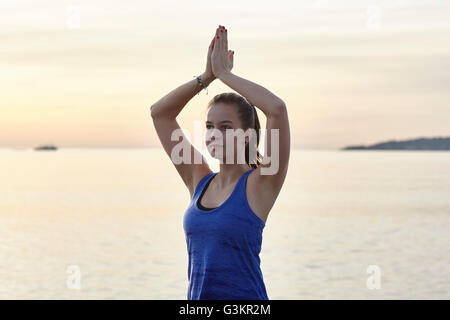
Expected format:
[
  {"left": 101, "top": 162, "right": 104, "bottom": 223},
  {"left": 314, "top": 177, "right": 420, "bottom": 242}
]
[
  {"left": 342, "top": 137, "right": 450, "bottom": 150},
  {"left": 34, "top": 144, "right": 58, "bottom": 151}
]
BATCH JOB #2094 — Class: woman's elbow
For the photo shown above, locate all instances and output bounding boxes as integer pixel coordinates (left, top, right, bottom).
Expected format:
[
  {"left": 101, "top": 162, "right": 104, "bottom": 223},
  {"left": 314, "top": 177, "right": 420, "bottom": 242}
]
[
  {"left": 150, "top": 105, "right": 158, "bottom": 118},
  {"left": 271, "top": 101, "right": 287, "bottom": 117}
]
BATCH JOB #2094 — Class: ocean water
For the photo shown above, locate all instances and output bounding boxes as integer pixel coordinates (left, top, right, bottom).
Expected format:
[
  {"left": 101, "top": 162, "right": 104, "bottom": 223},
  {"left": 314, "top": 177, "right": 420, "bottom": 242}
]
[{"left": 0, "top": 148, "right": 449, "bottom": 299}]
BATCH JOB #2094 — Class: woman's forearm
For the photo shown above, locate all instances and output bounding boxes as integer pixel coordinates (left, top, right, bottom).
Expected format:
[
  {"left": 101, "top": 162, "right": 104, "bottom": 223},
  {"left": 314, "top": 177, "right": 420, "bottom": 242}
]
[
  {"left": 150, "top": 73, "right": 215, "bottom": 119},
  {"left": 218, "top": 72, "right": 285, "bottom": 116}
]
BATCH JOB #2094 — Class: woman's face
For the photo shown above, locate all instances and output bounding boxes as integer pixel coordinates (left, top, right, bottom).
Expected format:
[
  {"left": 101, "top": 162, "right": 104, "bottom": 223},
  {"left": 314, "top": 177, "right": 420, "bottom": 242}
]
[{"left": 205, "top": 103, "right": 249, "bottom": 164}]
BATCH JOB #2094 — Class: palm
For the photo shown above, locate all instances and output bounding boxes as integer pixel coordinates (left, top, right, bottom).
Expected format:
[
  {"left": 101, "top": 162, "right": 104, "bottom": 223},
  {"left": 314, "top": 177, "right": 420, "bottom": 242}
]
[{"left": 211, "top": 26, "right": 233, "bottom": 77}]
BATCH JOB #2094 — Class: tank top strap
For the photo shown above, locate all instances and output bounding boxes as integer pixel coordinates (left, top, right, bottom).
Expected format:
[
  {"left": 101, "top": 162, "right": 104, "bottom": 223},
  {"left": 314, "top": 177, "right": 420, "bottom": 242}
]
[
  {"left": 193, "top": 171, "right": 217, "bottom": 198},
  {"left": 233, "top": 168, "right": 255, "bottom": 203}
]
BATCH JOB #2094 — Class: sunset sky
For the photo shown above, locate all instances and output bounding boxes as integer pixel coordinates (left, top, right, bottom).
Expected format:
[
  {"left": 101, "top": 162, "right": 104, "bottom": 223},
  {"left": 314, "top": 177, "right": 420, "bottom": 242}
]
[{"left": 1, "top": 0, "right": 449, "bottom": 149}]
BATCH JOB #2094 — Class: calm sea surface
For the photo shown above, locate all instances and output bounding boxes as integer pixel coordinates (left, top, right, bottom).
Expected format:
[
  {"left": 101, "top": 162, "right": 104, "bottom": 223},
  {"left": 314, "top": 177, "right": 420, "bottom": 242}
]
[{"left": 0, "top": 148, "right": 449, "bottom": 299}]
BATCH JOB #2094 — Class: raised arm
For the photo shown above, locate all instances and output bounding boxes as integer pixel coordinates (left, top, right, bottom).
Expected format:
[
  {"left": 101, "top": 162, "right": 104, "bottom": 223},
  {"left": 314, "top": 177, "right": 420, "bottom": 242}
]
[
  {"left": 150, "top": 35, "right": 218, "bottom": 199},
  {"left": 212, "top": 26, "right": 290, "bottom": 196}
]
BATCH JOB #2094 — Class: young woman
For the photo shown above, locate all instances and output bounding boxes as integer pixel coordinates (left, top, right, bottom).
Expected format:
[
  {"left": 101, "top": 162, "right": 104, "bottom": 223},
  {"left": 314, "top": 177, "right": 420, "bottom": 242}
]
[{"left": 150, "top": 25, "right": 290, "bottom": 300}]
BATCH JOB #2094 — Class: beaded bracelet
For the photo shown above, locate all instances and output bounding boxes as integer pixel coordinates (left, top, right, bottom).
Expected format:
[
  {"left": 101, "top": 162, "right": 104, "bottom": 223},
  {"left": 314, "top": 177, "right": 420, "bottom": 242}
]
[{"left": 194, "top": 75, "right": 209, "bottom": 95}]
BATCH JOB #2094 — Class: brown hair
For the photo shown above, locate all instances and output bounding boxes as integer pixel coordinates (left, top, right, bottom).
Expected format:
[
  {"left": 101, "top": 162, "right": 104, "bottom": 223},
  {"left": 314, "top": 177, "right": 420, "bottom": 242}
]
[{"left": 207, "top": 92, "right": 262, "bottom": 169}]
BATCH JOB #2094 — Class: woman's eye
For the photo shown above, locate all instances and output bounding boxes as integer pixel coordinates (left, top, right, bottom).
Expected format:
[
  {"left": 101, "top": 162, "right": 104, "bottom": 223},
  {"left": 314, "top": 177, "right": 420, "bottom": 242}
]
[{"left": 205, "top": 125, "right": 231, "bottom": 130}]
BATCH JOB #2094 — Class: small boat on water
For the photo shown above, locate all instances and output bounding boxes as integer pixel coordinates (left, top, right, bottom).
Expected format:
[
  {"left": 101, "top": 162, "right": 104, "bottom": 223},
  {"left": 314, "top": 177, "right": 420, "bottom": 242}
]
[{"left": 34, "top": 144, "right": 58, "bottom": 151}]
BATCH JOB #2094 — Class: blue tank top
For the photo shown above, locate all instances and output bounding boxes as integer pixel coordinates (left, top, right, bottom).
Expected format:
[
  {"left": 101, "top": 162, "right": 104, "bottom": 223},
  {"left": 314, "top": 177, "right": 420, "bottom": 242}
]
[{"left": 183, "top": 168, "right": 269, "bottom": 300}]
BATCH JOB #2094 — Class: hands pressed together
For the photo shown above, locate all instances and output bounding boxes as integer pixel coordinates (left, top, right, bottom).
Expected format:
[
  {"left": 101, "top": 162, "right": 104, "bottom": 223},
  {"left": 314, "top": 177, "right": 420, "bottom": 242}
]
[{"left": 203, "top": 25, "right": 234, "bottom": 82}]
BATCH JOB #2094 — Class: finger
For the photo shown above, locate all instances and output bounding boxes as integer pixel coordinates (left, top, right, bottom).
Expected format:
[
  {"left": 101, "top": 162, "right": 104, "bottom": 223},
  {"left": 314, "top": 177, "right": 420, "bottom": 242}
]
[
  {"left": 213, "top": 28, "right": 220, "bottom": 53},
  {"left": 215, "top": 27, "right": 220, "bottom": 50},
  {"left": 217, "top": 28, "right": 222, "bottom": 51},
  {"left": 220, "top": 27, "right": 226, "bottom": 51},
  {"left": 218, "top": 26, "right": 226, "bottom": 47},
  {"left": 216, "top": 26, "right": 220, "bottom": 39},
  {"left": 224, "top": 27, "right": 228, "bottom": 51}
]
